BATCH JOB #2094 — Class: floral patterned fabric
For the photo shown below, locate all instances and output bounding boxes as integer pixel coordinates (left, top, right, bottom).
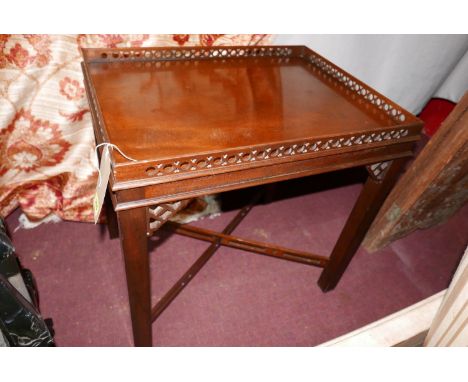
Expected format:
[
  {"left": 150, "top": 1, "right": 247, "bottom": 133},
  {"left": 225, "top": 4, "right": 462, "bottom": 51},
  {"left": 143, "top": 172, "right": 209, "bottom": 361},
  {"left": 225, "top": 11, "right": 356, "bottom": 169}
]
[{"left": 0, "top": 34, "right": 272, "bottom": 221}]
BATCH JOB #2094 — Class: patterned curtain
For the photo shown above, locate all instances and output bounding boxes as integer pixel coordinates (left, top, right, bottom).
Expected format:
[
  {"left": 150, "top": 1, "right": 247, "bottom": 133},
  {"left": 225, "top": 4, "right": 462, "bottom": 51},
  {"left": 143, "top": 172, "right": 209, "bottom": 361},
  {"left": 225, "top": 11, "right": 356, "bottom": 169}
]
[{"left": 0, "top": 34, "right": 272, "bottom": 222}]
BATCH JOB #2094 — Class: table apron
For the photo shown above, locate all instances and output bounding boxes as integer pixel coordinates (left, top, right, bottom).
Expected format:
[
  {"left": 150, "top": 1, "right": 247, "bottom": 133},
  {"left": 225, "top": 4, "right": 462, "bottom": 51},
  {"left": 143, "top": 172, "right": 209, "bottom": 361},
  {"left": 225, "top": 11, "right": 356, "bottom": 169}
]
[{"left": 113, "top": 142, "right": 414, "bottom": 211}]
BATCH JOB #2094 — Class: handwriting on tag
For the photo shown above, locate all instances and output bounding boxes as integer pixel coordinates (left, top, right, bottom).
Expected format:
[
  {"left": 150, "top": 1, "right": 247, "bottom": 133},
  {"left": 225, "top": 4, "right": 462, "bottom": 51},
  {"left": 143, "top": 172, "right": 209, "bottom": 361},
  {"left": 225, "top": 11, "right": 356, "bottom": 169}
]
[{"left": 93, "top": 145, "right": 112, "bottom": 223}]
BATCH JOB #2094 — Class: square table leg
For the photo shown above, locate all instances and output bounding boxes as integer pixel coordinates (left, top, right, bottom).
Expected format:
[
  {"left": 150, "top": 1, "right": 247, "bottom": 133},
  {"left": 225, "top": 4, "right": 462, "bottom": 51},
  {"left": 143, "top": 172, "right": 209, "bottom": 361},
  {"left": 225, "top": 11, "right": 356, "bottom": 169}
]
[
  {"left": 117, "top": 207, "right": 152, "bottom": 346},
  {"left": 318, "top": 158, "right": 408, "bottom": 292}
]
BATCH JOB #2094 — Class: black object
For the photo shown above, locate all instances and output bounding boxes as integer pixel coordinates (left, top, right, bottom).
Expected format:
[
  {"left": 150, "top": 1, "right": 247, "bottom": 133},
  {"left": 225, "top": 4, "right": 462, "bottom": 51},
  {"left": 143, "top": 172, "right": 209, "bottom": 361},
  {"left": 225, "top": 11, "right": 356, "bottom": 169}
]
[
  {"left": 0, "top": 218, "right": 16, "bottom": 278},
  {"left": 0, "top": 218, "right": 54, "bottom": 346}
]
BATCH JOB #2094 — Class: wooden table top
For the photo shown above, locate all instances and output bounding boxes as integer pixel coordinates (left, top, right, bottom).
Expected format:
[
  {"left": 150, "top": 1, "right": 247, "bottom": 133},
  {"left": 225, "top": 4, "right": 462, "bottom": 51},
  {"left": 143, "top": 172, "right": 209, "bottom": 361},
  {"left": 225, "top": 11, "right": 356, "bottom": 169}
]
[{"left": 82, "top": 46, "right": 422, "bottom": 189}]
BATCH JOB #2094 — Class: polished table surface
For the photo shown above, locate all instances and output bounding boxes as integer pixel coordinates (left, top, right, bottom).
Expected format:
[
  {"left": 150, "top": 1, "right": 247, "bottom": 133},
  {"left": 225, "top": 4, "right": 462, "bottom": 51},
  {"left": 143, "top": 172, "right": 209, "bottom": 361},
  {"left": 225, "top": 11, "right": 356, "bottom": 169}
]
[{"left": 88, "top": 56, "right": 403, "bottom": 164}]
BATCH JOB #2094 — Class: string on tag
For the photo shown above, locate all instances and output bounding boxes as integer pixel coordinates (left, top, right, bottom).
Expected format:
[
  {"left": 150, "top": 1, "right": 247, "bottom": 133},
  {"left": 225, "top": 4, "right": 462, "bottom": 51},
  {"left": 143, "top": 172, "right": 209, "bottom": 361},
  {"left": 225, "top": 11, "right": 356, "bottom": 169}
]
[
  {"left": 95, "top": 142, "right": 138, "bottom": 162},
  {"left": 94, "top": 142, "right": 138, "bottom": 187}
]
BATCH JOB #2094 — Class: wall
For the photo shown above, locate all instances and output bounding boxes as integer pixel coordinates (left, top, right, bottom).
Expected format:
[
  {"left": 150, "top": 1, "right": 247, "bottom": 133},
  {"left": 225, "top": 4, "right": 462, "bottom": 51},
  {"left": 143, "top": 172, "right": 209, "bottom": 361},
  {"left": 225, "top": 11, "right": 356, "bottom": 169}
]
[{"left": 274, "top": 35, "right": 468, "bottom": 113}]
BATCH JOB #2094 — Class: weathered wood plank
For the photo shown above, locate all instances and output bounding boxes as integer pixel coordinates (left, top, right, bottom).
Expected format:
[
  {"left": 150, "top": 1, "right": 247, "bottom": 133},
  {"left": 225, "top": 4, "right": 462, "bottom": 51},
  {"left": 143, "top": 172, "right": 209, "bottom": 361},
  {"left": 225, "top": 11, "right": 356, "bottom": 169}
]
[{"left": 363, "top": 92, "right": 468, "bottom": 252}]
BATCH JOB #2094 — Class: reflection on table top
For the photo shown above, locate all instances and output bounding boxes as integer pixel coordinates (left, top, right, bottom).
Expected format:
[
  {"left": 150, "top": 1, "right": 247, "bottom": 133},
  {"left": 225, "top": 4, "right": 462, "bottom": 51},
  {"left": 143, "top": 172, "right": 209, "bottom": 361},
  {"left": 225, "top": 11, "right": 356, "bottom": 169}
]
[{"left": 87, "top": 57, "right": 401, "bottom": 163}]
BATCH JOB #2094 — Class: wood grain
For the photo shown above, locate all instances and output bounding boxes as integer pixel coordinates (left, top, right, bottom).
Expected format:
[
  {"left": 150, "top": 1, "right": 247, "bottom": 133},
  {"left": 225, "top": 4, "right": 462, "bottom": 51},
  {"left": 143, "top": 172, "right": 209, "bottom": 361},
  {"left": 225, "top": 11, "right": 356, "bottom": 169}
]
[{"left": 364, "top": 92, "right": 468, "bottom": 252}]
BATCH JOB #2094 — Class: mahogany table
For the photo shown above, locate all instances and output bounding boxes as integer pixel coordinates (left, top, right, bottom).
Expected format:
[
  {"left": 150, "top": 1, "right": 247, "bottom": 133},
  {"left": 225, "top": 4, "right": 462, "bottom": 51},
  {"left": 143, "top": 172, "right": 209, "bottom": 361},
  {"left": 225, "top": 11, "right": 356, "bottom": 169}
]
[{"left": 81, "top": 45, "right": 423, "bottom": 346}]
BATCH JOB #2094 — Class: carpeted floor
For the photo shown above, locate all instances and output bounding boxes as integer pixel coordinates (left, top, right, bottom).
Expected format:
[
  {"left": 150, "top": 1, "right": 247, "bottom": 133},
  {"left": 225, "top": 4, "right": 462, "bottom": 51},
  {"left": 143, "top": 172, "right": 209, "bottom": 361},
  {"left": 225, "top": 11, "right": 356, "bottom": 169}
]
[{"left": 4, "top": 166, "right": 467, "bottom": 346}]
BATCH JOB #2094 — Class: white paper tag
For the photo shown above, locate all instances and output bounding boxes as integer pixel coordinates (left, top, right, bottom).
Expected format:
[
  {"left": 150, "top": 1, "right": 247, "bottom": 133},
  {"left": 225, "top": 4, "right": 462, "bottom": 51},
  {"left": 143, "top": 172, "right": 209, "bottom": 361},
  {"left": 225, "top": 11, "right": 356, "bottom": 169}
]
[{"left": 93, "top": 145, "right": 112, "bottom": 223}]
